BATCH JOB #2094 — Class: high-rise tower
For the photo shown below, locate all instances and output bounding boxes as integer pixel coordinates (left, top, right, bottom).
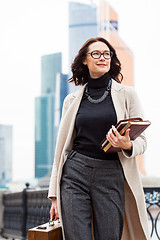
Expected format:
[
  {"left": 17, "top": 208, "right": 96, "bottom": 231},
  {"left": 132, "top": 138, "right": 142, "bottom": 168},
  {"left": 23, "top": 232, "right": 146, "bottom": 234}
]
[
  {"left": 41, "top": 53, "right": 62, "bottom": 94},
  {"left": 69, "top": 1, "right": 97, "bottom": 92},
  {"left": 98, "top": 0, "right": 134, "bottom": 86},
  {"left": 35, "top": 53, "right": 68, "bottom": 178},
  {"left": 0, "top": 124, "right": 12, "bottom": 185}
]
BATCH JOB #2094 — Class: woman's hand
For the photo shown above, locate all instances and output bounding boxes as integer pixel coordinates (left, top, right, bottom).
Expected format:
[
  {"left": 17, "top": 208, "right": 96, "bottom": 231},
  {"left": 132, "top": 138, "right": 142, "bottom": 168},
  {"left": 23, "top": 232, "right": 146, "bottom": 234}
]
[
  {"left": 50, "top": 197, "right": 59, "bottom": 221},
  {"left": 107, "top": 125, "right": 132, "bottom": 150}
]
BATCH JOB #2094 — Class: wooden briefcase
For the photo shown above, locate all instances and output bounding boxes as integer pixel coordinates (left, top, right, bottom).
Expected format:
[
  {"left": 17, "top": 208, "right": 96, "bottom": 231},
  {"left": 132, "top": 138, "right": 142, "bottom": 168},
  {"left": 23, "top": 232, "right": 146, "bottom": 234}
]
[{"left": 28, "top": 221, "right": 63, "bottom": 240}]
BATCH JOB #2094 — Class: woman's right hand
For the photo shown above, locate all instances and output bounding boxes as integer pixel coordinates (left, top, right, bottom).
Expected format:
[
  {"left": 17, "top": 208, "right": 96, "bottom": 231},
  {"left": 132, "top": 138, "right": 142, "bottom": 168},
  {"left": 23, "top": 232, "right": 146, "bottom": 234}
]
[{"left": 50, "top": 197, "right": 59, "bottom": 221}]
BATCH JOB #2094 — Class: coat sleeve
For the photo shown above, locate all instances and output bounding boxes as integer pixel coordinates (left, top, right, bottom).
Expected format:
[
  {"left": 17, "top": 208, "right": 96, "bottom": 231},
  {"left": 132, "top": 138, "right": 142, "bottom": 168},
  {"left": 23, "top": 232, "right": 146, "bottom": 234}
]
[
  {"left": 121, "top": 86, "right": 147, "bottom": 158},
  {"left": 48, "top": 93, "right": 74, "bottom": 199}
]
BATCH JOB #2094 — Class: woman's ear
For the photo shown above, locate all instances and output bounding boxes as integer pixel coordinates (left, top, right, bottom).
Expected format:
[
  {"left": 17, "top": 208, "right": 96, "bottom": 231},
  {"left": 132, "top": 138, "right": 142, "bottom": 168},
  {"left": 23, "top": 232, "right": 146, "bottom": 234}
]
[{"left": 83, "top": 59, "right": 87, "bottom": 65}]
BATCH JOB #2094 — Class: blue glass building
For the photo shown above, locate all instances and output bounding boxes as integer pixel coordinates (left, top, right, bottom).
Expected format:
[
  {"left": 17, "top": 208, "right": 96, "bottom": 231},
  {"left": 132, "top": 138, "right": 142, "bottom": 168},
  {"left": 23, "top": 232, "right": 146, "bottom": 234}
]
[
  {"left": 69, "top": 2, "right": 98, "bottom": 76},
  {"left": 0, "top": 124, "right": 12, "bottom": 186},
  {"left": 35, "top": 95, "right": 54, "bottom": 178},
  {"left": 41, "top": 53, "right": 62, "bottom": 94},
  {"left": 35, "top": 53, "right": 68, "bottom": 178}
]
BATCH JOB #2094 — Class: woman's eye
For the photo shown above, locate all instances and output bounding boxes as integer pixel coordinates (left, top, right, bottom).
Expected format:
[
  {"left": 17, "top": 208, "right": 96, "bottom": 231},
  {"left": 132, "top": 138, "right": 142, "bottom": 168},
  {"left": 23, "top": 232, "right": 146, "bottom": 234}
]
[
  {"left": 93, "top": 52, "right": 99, "bottom": 56},
  {"left": 104, "top": 52, "right": 110, "bottom": 56}
]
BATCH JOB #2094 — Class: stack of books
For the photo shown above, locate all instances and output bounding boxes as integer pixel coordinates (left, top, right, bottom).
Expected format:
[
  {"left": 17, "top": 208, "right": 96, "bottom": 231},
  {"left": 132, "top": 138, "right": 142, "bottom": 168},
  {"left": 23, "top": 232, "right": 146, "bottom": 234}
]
[{"left": 101, "top": 118, "right": 151, "bottom": 153}]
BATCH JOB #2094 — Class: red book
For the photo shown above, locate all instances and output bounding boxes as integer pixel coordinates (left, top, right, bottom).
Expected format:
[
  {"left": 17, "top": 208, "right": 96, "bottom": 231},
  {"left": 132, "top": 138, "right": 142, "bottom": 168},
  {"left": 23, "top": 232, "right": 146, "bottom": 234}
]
[{"left": 101, "top": 118, "right": 151, "bottom": 153}]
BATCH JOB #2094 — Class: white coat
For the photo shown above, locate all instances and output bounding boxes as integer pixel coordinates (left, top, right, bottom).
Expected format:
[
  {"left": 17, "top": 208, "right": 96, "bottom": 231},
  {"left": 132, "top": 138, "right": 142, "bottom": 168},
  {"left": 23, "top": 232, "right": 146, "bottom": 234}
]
[{"left": 48, "top": 79, "right": 150, "bottom": 240}]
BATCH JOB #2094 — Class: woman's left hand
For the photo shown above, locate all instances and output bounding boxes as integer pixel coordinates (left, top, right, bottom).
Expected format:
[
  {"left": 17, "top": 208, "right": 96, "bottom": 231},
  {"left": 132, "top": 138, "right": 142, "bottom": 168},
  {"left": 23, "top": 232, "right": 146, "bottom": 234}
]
[{"left": 106, "top": 125, "right": 132, "bottom": 150}]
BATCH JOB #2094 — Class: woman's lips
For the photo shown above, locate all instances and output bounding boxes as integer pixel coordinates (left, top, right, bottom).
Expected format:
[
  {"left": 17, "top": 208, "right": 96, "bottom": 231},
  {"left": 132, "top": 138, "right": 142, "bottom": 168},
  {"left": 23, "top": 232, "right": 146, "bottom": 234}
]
[{"left": 97, "top": 64, "right": 107, "bottom": 66}]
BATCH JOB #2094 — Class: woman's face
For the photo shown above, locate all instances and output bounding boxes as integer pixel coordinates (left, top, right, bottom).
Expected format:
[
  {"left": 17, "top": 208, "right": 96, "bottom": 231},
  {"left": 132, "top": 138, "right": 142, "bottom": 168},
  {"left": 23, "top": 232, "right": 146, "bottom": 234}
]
[{"left": 83, "top": 41, "right": 111, "bottom": 78}]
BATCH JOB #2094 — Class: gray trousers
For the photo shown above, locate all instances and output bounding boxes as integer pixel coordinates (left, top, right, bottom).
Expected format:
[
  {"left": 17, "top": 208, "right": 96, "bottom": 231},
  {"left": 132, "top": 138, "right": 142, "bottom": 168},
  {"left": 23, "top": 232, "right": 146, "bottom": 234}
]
[{"left": 60, "top": 150, "right": 125, "bottom": 240}]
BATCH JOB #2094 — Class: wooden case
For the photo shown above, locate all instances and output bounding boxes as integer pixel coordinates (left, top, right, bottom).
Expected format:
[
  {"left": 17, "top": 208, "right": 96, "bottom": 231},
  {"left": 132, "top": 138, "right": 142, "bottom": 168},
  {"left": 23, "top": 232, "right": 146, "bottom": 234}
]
[{"left": 28, "top": 221, "right": 62, "bottom": 240}]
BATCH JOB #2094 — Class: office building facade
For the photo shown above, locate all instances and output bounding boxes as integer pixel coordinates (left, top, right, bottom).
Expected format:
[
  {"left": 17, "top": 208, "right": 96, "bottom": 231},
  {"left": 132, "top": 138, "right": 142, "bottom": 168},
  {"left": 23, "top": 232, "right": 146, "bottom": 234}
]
[
  {"left": 41, "top": 53, "right": 62, "bottom": 94},
  {"left": 69, "top": 2, "right": 98, "bottom": 93},
  {"left": 35, "top": 95, "right": 54, "bottom": 178},
  {"left": 35, "top": 53, "right": 68, "bottom": 178},
  {"left": 0, "top": 125, "right": 12, "bottom": 185},
  {"left": 98, "top": 0, "right": 134, "bottom": 86}
]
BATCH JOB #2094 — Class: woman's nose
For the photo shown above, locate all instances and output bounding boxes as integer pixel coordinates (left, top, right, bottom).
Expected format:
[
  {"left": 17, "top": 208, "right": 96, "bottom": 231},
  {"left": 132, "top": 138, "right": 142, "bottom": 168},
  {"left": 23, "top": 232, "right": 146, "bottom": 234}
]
[{"left": 99, "top": 55, "right": 105, "bottom": 60}]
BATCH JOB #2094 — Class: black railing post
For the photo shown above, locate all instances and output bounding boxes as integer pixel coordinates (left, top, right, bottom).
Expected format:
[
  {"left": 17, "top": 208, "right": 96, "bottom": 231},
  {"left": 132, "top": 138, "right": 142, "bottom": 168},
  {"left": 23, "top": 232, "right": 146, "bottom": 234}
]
[{"left": 21, "top": 183, "right": 30, "bottom": 239}]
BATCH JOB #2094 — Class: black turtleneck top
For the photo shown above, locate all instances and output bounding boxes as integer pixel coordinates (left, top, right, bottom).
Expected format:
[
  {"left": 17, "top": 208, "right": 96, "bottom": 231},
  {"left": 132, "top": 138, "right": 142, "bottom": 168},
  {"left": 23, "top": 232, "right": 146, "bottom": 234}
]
[{"left": 73, "top": 72, "right": 119, "bottom": 160}]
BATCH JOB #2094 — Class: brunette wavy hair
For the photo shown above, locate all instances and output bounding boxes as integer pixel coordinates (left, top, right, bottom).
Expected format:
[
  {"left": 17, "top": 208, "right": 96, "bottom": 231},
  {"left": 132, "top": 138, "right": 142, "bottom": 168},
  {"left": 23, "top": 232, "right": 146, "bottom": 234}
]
[{"left": 68, "top": 37, "right": 123, "bottom": 85}]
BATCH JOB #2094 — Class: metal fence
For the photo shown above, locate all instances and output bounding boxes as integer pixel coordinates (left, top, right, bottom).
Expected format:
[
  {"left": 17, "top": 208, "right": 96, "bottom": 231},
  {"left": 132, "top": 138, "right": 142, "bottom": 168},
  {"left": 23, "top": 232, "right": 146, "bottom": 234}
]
[
  {"left": 144, "top": 187, "right": 160, "bottom": 239},
  {"left": 1, "top": 187, "right": 51, "bottom": 240},
  {"left": 0, "top": 187, "right": 160, "bottom": 239}
]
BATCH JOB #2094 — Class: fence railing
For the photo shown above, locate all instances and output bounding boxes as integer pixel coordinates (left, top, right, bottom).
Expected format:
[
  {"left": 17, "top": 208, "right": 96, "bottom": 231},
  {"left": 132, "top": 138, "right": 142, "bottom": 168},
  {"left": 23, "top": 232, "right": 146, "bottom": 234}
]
[
  {"left": 0, "top": 186, "right": 160, "bottom": 239},
  {"left": 1, "top": 187, "right": 51, "bottom": 240},
  {"left": 2, "top": 190, "right": 27, "bottom": 239},
  {"left": 144, "top": 187, "right": 160, "bottom": 239}
]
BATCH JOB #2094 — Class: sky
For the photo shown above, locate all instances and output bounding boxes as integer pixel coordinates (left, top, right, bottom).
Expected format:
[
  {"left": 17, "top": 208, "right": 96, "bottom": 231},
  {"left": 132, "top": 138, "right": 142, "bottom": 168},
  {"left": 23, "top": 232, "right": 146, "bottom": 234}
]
[{"left": 0, "top": 0, "right": 160, "bottom": 181}]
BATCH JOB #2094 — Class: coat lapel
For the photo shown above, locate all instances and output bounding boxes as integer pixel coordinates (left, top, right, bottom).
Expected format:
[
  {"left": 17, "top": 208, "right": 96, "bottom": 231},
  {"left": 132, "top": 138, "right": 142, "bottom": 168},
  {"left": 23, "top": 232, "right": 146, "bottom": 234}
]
[
  {"left": 111, "top": 80, "right": 126, "bottom": 122},
  {"left": 55, "top": 84, "right": 86, "bottom": 159},
  {"left": 63, "top": 85, "right": 86, "bottom": 150}
]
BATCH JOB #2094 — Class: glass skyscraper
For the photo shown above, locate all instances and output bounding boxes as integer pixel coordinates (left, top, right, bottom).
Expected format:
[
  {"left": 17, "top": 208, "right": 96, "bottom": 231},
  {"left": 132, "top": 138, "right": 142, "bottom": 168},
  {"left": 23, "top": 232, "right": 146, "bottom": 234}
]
[
  {"left": 35, "top": 53, "right": 68, "bottom": 178},
  {"left": 35, "top": 95, "right": 54, "bottom": 178},
  {"left": 69, "top": 2, "right": 97, "bottom": 84},
  {"left": 41, "top": 53, "right": 62, "bottom": 94},
  {"left": 98, "top": 0, "right": 134, "bottom": 86},
  {"left": 0, "top": 124, "right": 12, "bottom": 185}
]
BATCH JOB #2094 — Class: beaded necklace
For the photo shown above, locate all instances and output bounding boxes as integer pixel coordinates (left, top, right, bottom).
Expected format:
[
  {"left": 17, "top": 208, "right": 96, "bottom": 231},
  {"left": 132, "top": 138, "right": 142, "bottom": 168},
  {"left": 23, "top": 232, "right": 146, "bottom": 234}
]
[{"left": 85, "top": 79, "right": 112, "bottom": 104}]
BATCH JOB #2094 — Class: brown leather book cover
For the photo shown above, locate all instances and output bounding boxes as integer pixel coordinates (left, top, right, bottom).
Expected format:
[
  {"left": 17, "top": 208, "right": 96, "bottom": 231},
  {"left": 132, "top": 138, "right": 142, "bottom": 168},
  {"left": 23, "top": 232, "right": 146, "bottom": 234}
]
[{"left": 101, "top": 118, "right": 151, "bottom": 153}]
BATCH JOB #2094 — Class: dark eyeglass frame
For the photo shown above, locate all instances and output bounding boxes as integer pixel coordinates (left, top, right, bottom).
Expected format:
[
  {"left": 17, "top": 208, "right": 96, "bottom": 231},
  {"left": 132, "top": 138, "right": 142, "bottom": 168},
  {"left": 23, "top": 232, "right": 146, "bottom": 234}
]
[{"left": 87, "top": 50, "right": 113, "bottom": 59}]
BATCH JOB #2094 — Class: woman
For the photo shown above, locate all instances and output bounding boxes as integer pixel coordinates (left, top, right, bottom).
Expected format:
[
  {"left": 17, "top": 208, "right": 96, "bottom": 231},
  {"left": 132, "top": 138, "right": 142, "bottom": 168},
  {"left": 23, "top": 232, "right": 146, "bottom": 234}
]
[{"left": 48, "top": 37, "right": 149, "bottom": 240}]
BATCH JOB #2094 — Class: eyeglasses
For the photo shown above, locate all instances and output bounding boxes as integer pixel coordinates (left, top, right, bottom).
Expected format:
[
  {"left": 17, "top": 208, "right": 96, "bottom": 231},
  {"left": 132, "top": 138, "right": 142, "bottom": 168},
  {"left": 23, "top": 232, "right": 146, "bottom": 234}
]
[{"left": 87, "top": 50, "right": 113, "bottom": 59}]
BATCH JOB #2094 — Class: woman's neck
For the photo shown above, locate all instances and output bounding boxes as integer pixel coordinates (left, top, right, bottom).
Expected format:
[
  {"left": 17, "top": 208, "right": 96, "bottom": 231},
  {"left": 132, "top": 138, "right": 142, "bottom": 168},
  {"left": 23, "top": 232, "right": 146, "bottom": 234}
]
[{"left": 88, "top": 72, "right": 111, "bottom": 89}]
